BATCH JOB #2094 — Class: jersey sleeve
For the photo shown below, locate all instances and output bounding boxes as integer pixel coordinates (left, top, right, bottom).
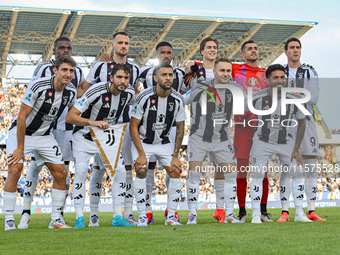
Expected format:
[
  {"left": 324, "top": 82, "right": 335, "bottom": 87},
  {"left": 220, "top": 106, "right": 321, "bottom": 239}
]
[
  {"left": 77, "top": 66, "right": 85, "bottom": 87},
  {"left": 175, "top": 96, "right": 187, "bottom": 122},
  {"left": 74, "top": 87, "right": 100, "bottom": 113},
  {"left": 21, "top": 81, "right": 38, "bottom": 108},
  {"left": 68, "top": 90, "right": 77, "bottom": 108},
  {"left": 306, "top": 68, "right": 319, "bottom": 105},
  {"left": 131, "top": 96, "right": 146, "bottom": 120},
  {"left": 295, "top": 106, "right": 306, "bottom": 120},
  {"left": 85, "top": 61, "right": 105, "bottom": 85}
]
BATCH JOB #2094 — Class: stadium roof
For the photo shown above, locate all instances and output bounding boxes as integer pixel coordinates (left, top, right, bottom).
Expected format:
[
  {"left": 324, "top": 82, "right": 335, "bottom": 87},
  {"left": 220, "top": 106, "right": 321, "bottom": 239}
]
[{"left": 0, "top": 6, "right": 317, "bottom": 78}]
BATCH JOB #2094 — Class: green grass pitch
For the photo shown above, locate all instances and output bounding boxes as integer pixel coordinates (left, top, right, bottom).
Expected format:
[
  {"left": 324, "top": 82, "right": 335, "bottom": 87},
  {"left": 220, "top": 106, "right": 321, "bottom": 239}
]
[{"left": 0, "top": 208, "right": 339, "bottom": 255}]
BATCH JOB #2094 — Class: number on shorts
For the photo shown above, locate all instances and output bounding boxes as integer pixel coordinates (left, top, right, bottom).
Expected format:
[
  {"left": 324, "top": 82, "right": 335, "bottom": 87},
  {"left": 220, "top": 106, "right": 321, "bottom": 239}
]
[
  {"left": 53, "top": 145, "right": 61, "bottom": 156},
  {"left": 228, "top": 145, "right": 234, "bottom": 153},
  {"left": 69, "top": 140, "right": 73, "bottom": 151},
  {"left": 104, "top": 129, "right": 115, "bottom": 146}
]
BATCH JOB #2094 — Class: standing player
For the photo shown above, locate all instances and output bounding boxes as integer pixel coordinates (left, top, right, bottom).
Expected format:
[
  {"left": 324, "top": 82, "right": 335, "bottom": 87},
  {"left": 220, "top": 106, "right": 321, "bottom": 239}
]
[
  {"left": 278, "top": 37, "right": 325, "bottom": 222},
  {"left": 4, "top": 56, "right": 77, "bottom": 230},
  {"left": 185, "top": 37, "right": 228, "bottom": 223},
  {"left": 130, "top": 62, "right": 186, "bottom": 226},
  {"left": 232, "top": 40, "right": 271, "bottom": 222},
  {"left": 77, "top": 31, "right": 139, "bottom": 226},
  {"left": 18, "top": 37, "right": 84, "bottom": 229},
  {"left": 185, "top": 58, "right": 244, "bottom": 224},
  {"left": 248, "top": 64, "right": 311, "bottom": 223},
  {"left": 138, "top": 41, "right": 186, "bottom": 224},
  {"left": 66, "top": 63, "right": 135, "bottom": 228}
]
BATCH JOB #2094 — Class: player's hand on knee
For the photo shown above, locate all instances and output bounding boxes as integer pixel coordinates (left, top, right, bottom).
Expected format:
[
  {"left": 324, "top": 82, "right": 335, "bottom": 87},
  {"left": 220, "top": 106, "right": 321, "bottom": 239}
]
[
  {"left": 170, "top": 157, "right": 182, "bottom": 174},
  {"left": 291, "top": 148, "right": 303, "bottom": 166},
  {"left": 134, "top": 155, "right": 148, "bottom": 171},
  {"left": 8, "top": 149, "right": 24, "bottom": 166}
]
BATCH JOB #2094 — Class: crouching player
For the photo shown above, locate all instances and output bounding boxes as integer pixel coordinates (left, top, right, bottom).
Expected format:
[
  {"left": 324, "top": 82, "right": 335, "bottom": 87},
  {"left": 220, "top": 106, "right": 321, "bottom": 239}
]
[{"left": 66, "top": 63, "right": 135, "bottom": 228}]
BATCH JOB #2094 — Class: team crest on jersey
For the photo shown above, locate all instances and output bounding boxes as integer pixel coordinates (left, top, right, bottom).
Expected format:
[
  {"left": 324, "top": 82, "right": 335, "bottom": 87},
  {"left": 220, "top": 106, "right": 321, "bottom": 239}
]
[
  {"left": 63, "top": 96, "right": 69, "bottom": 105},
  {"left": 226, "top": 94, "right": 232, "bottom": 103},
  {"left": 298, "top": 73, "right": 303, "bottom": 79},
  {"left": 248, "top": 77, "right": 258, "bottom": 86},
  {"left": 169, "top": 102, "right": 174, "bottom": 112},
  {"left": 77, "top": 98, "right": 86, "bottom": 106},
  {"left": 121, "top": 98, "right": 126, "bottom": 106},
  {"left": 151, "top": 99, "right": 156, "bottom": 104},
  {"left": 105, "top": 97, "right": 109, "bottom": 101},
  {"left": 25, "top": 93, "right": 32, "bottom": 102},
  {"left": 48, "top": 92, "right": 53, "bottom": 97}
]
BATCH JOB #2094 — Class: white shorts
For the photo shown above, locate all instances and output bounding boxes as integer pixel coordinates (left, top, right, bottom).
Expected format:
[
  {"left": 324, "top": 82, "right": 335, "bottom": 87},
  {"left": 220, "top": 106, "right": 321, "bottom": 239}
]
[
  {"left": 121, "top": 125, "right": 133, "bottom": 166},
  {"left": 188, "top": 134, "right": 235, "bottom": 163},
  {"left": 132, "top": 141, "right": 174, "bottom": 168},
  {"left": 6, "top": 128, "right": 63, "bottom": 165},
  {"left": 72, "top": 132, "right": 105, "bottom": 168},
  {"left": 53, "top": 129, "right": 74, "bottom": 161},
  {"left": 149, "top": 126, "right": 176, "bottom": 163},
  {"left": 292, "top": 116, "right": 319, "bottom": 156},
  {"left": 251, "top": 138, "right": 296, "bottom": 170}
]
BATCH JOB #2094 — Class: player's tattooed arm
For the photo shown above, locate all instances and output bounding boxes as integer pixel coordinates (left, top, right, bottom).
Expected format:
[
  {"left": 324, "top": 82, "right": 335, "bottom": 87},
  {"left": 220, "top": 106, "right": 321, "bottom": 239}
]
[
  {"left": 173, "top": 121, "right": 185, "bottom": 158},
  {"left": 291, "top": 117, "right": 306, "bottom": 166}
]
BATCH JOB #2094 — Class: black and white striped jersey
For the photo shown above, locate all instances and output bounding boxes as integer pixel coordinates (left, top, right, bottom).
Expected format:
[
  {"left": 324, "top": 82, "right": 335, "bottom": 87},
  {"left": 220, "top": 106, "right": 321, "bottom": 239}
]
[
  {"left": 73, "top": 82, "right": 135, "bottom": 136},
  {"left": 31, "top": 59, "right": 84, "bottom": 131},
  {"left": 10, "top": 77, "right": 77, "bottom": 136},
  {"left": 138, "top": 66, "right": 186, "bottom": 92},
  {"left": 131, "top": 87, "right": 186, "bottom": 145},
  {"left": 85, "top": 58, "right": 140, "bottom": 86},
  {"left": 250, "top": 88, "right": 305, "bottom": 144},
  {"left": 184, "top": 80, "right": 245, "bottom": 142},
  {"left": 284, "top": 63, "right": 319, "bottom": 116}
]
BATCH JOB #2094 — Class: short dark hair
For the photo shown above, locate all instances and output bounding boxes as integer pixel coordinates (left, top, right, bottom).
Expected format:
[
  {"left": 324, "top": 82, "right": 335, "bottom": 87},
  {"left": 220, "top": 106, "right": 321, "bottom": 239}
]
[
  {"left": 54, "top": 37, "right": 71, "bottom": 48},
  {"left": 153, "top": 62, "right": 173, "bottom": 76},
  {"left": 110, "top": 63, "right": 131, "bottom": 76},
  {"left": 284, "top": 37, "right": 301, "bottom": 50},
  {"left": 200, "top": 37, "right": 218, "bottom": 55},
  {"left": 55, "top": 56, "right": 76, "bottom": 70},
  {"left": 156, "top": 41, "right": 172, "bottom": 51},
  {"left": 113, "top": 31, "right": 129, "bottom": 41},
  {"left": 266, "top": 64, "right": 285, "bottom": 78},
  {"left": 214, "top": 57, "right": 232, "bottom": 68},
  {"left": 241, "top": 40, "right": 256, "bottom": 52}
]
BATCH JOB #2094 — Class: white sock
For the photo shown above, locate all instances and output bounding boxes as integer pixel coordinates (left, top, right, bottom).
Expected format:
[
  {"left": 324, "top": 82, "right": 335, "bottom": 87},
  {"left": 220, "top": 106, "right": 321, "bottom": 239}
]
[
  {"left": 112, "top": 165, "right": 126, "bottom": 218},
  {"left": 167, "top": 178, "right": 182, "bottom": 218},
  {"left": 291, "top": 165, "right": 304, "bottom": 215},
  {"left": 280, "top": 171, "right": 291, "bottom": 207},
  {"left": 51, "top": 189, "right": 66, "bottom": 220},
  {"left": 224, "top": 172, "right": 237, "bottom": 215},
  {"left": 4, "top": 191, "right": 16, "bottom": 221},
  {"left": 187, "top": 171, "right": 200, "bottom": 214},
  {"left": 73, "top": 163, "right": 88, "bottom": 219},
  {"left": 250, "top": 171, "right": 264, "bottom": 216},
  {"left": 145, "top": 169, "right": 155, "bottom": 214},
  {"left": 124, "top": 170, "right": 134, "bottom": 216},
  {"left": 90, "top": 167, "right": 105, "bottom": 216},
  {"left": 23, "top": 159, "right": 42, "bottom": 209},
  {"left": 304, "top": 159, "right": 317, "bottom": 212},
  {"left": 214, "top": 179, "right": 225, "bottom": 210},
  {"left": 134, "top": 177, "right": 147, "bottom": 218}
]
